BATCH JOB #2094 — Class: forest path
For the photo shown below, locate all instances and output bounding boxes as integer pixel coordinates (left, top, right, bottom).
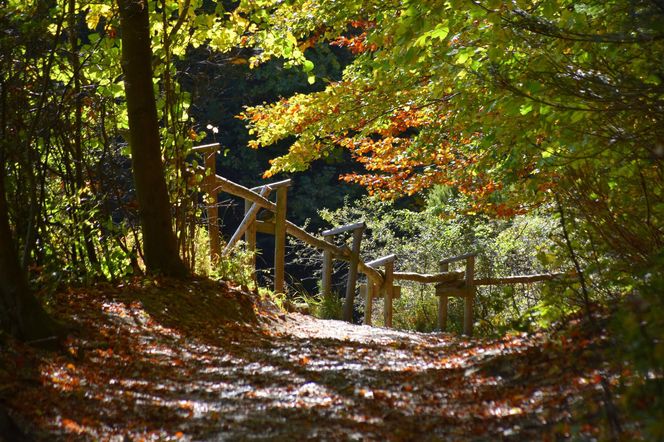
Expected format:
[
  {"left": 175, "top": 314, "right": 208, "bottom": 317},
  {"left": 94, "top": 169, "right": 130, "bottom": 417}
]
[{"left": 0, "top": 279, "right": 608, "bottom": 441}]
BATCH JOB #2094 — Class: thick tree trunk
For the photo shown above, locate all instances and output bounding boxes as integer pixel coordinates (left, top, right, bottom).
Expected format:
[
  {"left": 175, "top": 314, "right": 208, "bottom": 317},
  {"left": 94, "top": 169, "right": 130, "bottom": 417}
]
[
  {"left": 0, "top": 168, "right": 58, "bottom": 342},
  {"left": 117, "top": 0, "right": 187, "bottom": 277}
]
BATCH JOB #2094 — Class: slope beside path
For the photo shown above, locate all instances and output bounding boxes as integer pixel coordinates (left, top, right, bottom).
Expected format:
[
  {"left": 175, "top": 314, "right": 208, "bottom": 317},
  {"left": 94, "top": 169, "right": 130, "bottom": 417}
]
[{"left": 0, "top": 279, "right": 612, "bottom": 441}]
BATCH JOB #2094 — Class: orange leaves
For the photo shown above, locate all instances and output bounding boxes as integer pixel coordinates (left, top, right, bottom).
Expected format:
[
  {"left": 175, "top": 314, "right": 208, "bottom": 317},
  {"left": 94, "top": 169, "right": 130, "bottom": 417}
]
[{"left": 331, "top": 33, "right": 377, "bottom": 54}]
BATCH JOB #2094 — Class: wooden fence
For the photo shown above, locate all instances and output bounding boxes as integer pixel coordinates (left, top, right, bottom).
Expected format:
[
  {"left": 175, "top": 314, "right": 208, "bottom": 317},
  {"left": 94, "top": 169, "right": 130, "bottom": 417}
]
[{"left": 192, "top": 144, "right": 571, "bottom": 336}]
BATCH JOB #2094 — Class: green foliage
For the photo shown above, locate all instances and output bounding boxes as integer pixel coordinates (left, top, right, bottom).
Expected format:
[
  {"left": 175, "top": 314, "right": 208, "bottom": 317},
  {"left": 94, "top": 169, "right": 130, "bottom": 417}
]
[
  {"left": 212, "top": 242, "right": 257, "bottom": 289},
  {"left": 315, "top": 292, "right": 344, "bottom": 321},
  {"left": 320, "top": 191, "right": 565, "bottom": 334}
]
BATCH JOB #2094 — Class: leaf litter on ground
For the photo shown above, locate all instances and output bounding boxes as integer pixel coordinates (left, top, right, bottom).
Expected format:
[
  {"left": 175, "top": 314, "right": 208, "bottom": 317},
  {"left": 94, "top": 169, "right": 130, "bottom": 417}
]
[{"left": 0, "top": 277, "right": 625, "bottom": 441}]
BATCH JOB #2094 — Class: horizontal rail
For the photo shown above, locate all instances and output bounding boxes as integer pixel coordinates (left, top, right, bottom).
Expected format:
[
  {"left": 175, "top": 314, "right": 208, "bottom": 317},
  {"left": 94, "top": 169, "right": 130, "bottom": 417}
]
[
  {"left": 474, "top": 272, "right": 571, "bottom": 286},
  {"left": 223, "top": 186, "right": 271, "bottom": 254},
  {"left": 203, "top": 169, "right": 384, "bottom": 286},
  {"left": 395, "top": 271, "right": 464, "bottom": 284},
  {"left": 366, "top": 254, "right": 396, "bottom": 268},
  {"left": 322, "top": 221, "right": 366, "bottom": 237},
  {"left": 191, "top": 143, "right": 220, "bottom": 152},
  {"left": 251, "top": 179, "right": 292, "bottom": 191},
  {"left": 439, "top": 252, "right": 477, "bottom": 265}
]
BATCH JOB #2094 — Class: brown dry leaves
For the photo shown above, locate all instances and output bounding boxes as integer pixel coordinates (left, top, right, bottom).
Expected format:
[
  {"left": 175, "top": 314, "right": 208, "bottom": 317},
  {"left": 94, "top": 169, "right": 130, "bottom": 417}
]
[{"left": 0, "top": 279, "right": 616, "bottom": 441}]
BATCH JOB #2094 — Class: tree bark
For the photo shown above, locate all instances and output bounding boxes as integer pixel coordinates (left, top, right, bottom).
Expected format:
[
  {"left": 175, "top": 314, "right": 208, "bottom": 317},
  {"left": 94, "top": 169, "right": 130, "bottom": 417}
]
[
  {"left": 117, "top": 0, "right": 187, "bottom": 277},
  {"left": 0, "top": 166, "right": 59, "bottom": 342}
]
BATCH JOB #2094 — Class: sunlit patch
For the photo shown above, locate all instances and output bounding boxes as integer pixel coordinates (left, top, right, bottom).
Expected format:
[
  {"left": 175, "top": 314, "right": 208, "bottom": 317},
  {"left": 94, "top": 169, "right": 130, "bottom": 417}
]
[{"left": 3, "top": 282, "right": 614, "bottom": 440}]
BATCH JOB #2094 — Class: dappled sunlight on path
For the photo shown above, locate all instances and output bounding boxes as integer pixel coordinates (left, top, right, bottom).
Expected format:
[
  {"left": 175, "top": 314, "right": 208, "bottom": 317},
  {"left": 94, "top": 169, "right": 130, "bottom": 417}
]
[{"left": 0, "top": 280, "right": 609, "bottom": 440}]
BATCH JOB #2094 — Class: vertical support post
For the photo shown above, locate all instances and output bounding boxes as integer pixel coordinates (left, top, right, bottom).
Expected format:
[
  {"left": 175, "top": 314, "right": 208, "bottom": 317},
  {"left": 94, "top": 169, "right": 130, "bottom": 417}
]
[
  {"left": 205, "top": 150, "right": 221, "bottom": 262},
  {"left": 383, "top": 259, "right": 394, "bottom": 328},
  {"left": 244, "top": 198, "right": 257, "bottom": 282},
  {"left": 274, "top": 186, "right": 288, "bottom": 294},
  {"left": 463, "top": 255, "right": 475, "bottom": 336},
  {"left": 321, "top": 236, "right": 333, "bottom": 298},
  {"left": 438, "top": 262, "right": 449, "bottom": 331},
  {"left": 364, "top": 280, "right": 374, "bottom": 326},
  {"left": 343, "top": 227, "right": 364, "bottom": 323}
]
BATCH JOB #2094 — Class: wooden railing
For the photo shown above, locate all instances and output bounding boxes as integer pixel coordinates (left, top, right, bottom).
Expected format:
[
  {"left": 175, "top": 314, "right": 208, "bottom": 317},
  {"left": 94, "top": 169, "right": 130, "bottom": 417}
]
[{"left": 192, "top": 144, "right": 572, "bottom": 336}]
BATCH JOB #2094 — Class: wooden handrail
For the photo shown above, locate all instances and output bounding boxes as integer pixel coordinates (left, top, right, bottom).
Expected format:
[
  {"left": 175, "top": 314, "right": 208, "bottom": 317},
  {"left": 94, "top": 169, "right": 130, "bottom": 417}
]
[
  {"left": 439, "top": 252, "right": 477, "bottom": 265},
  {"left": 191, "top": 142, "right": 220, "bottom": 152},
  {"left": 251, "top": 179, "right": 292, "bottom": 191},
  {"left": 223, "top": 186, "right": 272, "bottom": 254},
  {"left": 202, "top": 169, "right": 385, "bottom": 286},
  {"left": 322, "top": 222, "right": 366, "bottom": 237},
  {"left": 366, "top": 254, "right": 396, "bottom": 268},
  {"left": 394, "top": 271, "right": 464, "bottom": 284},
  {"left": 474, "top": 272, "right": 570, "bottom": 286}
]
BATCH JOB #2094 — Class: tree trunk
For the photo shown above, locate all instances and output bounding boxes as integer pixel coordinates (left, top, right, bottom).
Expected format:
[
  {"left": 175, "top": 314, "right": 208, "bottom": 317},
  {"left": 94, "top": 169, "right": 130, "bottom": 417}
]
[
  {"left": 0, "top": 167, "right": 59, "bottom": 342},
  {"left": 117, "top": 0, "right": 187, "bottom": 277}
]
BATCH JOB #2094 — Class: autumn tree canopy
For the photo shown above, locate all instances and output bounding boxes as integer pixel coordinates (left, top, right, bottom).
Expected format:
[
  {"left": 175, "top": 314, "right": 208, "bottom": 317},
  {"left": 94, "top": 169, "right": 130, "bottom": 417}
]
[{"left": 242, "top": 0, "right": 664, "bottom": 266}]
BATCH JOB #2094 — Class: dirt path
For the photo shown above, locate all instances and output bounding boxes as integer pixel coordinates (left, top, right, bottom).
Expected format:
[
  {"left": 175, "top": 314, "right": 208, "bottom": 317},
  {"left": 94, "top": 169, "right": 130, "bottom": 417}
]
[{"left": 0, "top": 280, "right": 609, "bottom": 441}]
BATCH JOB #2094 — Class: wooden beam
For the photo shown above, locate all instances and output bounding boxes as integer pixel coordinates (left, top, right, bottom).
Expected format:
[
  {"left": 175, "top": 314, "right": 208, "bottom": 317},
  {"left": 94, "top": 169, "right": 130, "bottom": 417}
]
[
  {"left": 251, "top": 179, "right": 292, "bottom": 191},
  {"left": 206, "top": 170, "right": 384, "bottom": 287},
  {"left": 343, "top": 227, "right": 364, "bottom": 323},
  {"left": 255, "top": 220, "right": 275, "bottom": 235},
  {"left": 463, "top": 255, "right": 475, "bottom": 336},
  {"left": 439, "top": 252, "right": 477, "bottom": 266},
  {"left": 383, "top": 259, "right": 394, "bottom": 328},
  {"left": 224, "top": 186, "right": 271, "bottom": 254},
  {"left": 366, "top": 254, "right": 396, "bottom": 268},
  {"left": 203, "top": 150, "right": 221, "bottom": 262},
  {"left": 244, "top": 198, "right": 257, "bottom": 281},
  {"left": 321, "top": 236, "right": 333, "bottom": 298},
  {"left": 474, "top": 272, "right": 569, "bottom": 286},
  {"left": 191, "top": 142, "right": 220, "bottom": 152},
  {"left": 438, "top": 262, "right": 449, "bottom": 332},
  {"left": 274, "top": 186, "right": 288, "bottom": 294},
  {"left": 322, "top": 221, "right": 366, "bottom": 237},
  {"left": 394, "top": 271, "right": 464, "bottom": 284}
]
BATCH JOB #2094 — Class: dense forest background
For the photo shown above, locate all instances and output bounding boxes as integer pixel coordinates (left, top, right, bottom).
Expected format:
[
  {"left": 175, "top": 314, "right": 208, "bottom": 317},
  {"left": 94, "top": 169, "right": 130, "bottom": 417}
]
[{"left": 1, "top": 0, "right": 663, "bottom": 438}]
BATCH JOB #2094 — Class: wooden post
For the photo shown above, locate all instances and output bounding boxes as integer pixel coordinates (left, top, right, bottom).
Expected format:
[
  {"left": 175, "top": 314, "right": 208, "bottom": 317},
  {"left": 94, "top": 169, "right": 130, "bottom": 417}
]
[
  {"left": 225, "top": 186, "right": 271, "bottom": 254},
  {"left": 438, "top": 262, "right": 449, "bottom": 331},
  {"left": 321, "top": 236, "right": 333, "bottom": 298},
  {"left": 244, "top": 198, "right": 257, "bottom": 281},
  {"left": 274, "top": 186, "right": 288, "bottom": 294},
  {"left": 463, "top": 255, "right": 475, "bottom": 336},
  {"left": 204, "top": 150, "right": 221, "bottom": 262},
  {"left": 343, "top": 226, "right": 364, "bottom": 323},
  {"left": 364, "top": 281, "right": 374, "bottom": 325},
  {"left": 384, "top": 259, "right": 394, "bottom": 328}
]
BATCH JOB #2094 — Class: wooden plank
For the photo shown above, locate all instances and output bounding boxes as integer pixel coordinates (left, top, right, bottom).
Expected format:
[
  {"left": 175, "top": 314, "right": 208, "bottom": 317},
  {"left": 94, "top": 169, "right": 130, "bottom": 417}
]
[
  {"left": 435, "top": 287, "right": 466, "bottom": 297},
  {"left": 364, "top": 281, "right": 375, "bottom": 325},
  {"left": 204, "top": 150, "right": 221, "bottom": 262},
  {"left": 322, "top": 221, "right": 366, "bottom": 237},
  {"left": 371, "top": 285, "right": 400, "bottom": 299},
  {"left": 366, "top": 254, "right": 396, "bottom": 268},
  {"left": 224, "top": 186, "right": 271, "bottom": 254},
  {"left": 438, "top": 262, "right": 449, "bottom": 331},
  {"left": 439, "top": 252, "right": 477, "bottom": 266},
  {"left": 244, "top": 198, "right": 257, "bottom": 281},
  {"left": 343, "top": 227, "right": 364, "bottom": 323},
  {"left": 205, "top": 170, "right": 384, "bottom": 287},
  {"left": 474, "top": 272, "right": 569, "bottom": 286},
  {"left": 463, "top": 255, "right": 475, "bottom": 336},
  {"left": 251, "top": 179, "right": 292, "bottom": 191},
  {"left": 191, "top": 142, "right": 220, "bottom": 152},
  {"left": 255, "top": 220, "right": 275, "bottom": 235},
  {"left": 383, "top": 260, "right": 394, "bottom": 328},
  {"left": 274, "top": 186, "right": 287, "bottom": 294},
  {"left": 321, "top": 236, "right": 333, "bottom": 298},
  {"left": 394, "top": 271, "right": 464, "bottom": 284}
]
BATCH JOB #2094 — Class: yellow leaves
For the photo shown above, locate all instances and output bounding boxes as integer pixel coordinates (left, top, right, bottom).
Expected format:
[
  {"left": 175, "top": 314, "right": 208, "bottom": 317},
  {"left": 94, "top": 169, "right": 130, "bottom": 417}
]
[{"left": 86, "top": 4, "right": 113, "bottom": 31}]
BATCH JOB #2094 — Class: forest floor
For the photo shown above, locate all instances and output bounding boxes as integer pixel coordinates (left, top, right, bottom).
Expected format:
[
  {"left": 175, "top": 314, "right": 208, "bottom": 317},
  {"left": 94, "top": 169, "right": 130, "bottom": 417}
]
[{"left": 0, "top": 278, "right": 625, "bottom": 441}]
